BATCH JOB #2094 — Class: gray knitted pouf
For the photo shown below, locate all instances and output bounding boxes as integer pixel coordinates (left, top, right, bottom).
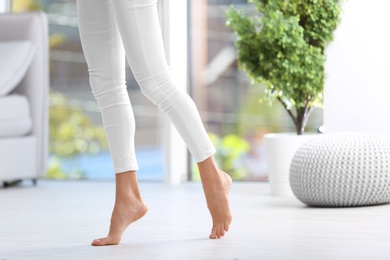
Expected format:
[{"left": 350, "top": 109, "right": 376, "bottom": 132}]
[{"left": 289, "top": 133, "right": 390, "bottom": 207}]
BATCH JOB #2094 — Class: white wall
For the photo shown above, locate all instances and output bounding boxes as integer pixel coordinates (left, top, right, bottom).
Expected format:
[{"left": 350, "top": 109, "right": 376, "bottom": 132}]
[
  {"left": 324, "top": 0, "right": 390, "bottom": 134},
  {"left": 0, "top": 0, "right": 10, "bottom": 13}
]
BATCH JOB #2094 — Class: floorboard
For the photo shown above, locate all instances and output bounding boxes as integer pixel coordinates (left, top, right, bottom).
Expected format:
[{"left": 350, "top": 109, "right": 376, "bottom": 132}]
[{"left": 0, "top": 180, "right": 389, "bottom": 260}]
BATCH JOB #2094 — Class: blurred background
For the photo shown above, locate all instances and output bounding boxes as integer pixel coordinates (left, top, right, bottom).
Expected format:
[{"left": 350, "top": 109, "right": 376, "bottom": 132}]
[{"left": 12, "top": 0, "right": 323, "bottom": 182}]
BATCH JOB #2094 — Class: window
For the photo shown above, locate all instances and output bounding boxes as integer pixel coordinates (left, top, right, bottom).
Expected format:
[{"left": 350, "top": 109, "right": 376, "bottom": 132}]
[
  {"left": 15, "top": 0, "right": 164, "bottom": 181},
  {"left": 188, "top": 0, "right": 323, "bottom": 181}
]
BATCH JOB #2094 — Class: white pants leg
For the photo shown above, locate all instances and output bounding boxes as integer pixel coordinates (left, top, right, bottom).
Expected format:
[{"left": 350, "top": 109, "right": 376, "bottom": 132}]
[{"left": 77, "top": 0, "right": 215, "bottom": 174}]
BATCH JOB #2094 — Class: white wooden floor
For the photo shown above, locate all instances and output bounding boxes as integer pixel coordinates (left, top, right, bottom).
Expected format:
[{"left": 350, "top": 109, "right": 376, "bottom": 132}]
[{"left": 1, "top": 180, "right": 390, "bottom": 260}]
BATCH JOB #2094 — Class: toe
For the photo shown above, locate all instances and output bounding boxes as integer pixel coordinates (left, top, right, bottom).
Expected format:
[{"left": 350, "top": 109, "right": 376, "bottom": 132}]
[
  {"left": 91, "top": 236, "right": 119, "bottom": 246},
  {"left": 219, "top": 226, "right": 225, "bottom": 237},
  {"left": 216, "top": 225, "right": 222, "bottom": 238},
  {"left": 209, "top": 226, "right": 217, "bottom": 239},
  {"left": 91, "top": 238, "right": 104, "bottom": 246},
  {"left": 209, "top": 233, "right": 217, "bottom": 239},
  {"left": 224, "top": 221, "right": 230, "bottom": 232}
]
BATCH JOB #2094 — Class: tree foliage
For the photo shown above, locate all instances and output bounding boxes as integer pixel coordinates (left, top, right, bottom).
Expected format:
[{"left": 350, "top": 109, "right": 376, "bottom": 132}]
[{"left": 226, "top": 0, "right": 342, "bottom": 134}]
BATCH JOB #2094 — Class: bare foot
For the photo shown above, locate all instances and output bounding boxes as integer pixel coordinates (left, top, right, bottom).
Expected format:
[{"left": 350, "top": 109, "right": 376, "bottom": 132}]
[
  {"left": 201, "top": 170, "right": 233, "bottom": 239},
  {"left": 91, "top": 196, "right": 148, "bottom": 246}
]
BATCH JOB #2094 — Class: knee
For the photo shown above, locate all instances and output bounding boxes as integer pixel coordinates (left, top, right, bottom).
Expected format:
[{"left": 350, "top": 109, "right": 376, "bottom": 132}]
[
  {"left": 91, "top": 85, "right": 129, "bottom": 109},
  {"left": 137, "top": 70, "right": 183, "bottom": 112},
  {"left": 88, "top": 64, "right": 126, "bottom": 98}
]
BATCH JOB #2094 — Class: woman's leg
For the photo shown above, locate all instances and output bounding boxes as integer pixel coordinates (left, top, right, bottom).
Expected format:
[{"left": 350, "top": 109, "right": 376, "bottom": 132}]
[
  {"left": 77, "top": 0, "right": 137, "bottom": 173},
  {"left": 95, "top": 171, "right": 148, "bottom": 246},
  {"left": 77, "top": 0, "right": 148, "bottom": 246},
  {"left": 111, "top": 0, "right": 232, "bottom": 239}
]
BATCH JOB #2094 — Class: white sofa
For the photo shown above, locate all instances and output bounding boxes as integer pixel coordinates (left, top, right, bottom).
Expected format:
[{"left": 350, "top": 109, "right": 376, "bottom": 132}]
[{"left": 0, "top": 12, "right": 48, "bottom": 186}]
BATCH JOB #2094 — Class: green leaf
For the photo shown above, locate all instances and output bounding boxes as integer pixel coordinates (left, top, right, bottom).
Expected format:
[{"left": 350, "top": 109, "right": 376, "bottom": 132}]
[{"left": 225, "top": 0, "right": 342, "bottom": 134}]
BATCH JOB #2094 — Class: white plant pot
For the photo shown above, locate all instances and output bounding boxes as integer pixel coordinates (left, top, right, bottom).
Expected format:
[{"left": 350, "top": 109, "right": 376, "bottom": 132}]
[{"left": 264, "top": 133, "right": 316, "bottom": 196}]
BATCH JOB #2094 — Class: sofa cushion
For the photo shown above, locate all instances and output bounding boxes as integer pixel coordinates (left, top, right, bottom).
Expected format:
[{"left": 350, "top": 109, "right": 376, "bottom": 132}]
[
  {"left": 0, "top": 41, "right": 36, "bottom": 96},
  {"left": 0, "top": 94, "right": 32, "bottom": 137}
]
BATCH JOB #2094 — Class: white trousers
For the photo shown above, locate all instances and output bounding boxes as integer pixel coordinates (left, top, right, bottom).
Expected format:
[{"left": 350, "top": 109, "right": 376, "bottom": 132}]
[{"left": 77, "top": 0, "right": 215, "bottom": 173}]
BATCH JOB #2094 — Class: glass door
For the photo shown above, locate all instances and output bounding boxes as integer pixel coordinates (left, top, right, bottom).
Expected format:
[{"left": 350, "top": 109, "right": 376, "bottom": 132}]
[{"left": 188, "top": 0, "right": 323, "bottom": 181}]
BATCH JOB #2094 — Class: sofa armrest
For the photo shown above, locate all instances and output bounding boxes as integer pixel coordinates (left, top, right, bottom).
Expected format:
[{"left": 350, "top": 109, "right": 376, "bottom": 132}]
[{"left": 0, "top": 12, "right": 49, "bottom": 177}]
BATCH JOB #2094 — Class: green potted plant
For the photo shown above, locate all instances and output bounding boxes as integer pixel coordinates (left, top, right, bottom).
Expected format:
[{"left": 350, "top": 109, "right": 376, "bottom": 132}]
[{"left": 226, "top": 0, "right": 342, "bottom": 195}]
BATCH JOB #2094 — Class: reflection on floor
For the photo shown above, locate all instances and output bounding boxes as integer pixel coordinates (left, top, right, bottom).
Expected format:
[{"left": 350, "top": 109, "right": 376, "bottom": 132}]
[{"left": 1, "top": 180, "right": 390, "bottom": 259}]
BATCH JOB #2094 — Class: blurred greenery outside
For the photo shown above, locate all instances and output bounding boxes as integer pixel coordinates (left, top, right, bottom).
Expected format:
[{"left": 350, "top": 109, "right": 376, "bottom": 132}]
[
  {"left": 12, "top": 0, "right": 323, "bottom": 181},
  {"left": 192, "top": 82, "right": 321, "bottom": 181},
  {"left": 13, "top": 0, "right": 109, "bottom": 179},
  {"left": 47, "top": 91, "right": 108, "bottom": 179}
]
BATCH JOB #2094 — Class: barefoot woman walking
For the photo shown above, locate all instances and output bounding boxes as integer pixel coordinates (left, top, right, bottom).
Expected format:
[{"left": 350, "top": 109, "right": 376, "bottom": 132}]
[{"left": 76, "top": 0, "right": 232, "bottom": 246}]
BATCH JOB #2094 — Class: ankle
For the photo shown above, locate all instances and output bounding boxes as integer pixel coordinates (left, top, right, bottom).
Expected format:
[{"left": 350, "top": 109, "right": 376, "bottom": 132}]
[
  {"left": 115, "top": 192, "right": 143, "bottom": 203},
  {"left": 200, "top": 170, "right": 227, "bottom": 189},
  {"left": 199, "top": 166, "right": 220, "bottom": 180}
]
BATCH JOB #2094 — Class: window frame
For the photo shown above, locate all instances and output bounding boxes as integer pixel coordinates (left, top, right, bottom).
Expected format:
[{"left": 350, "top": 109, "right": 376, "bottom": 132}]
[{"left": 158, "top": 0, "right": 189, "bottom": 185}]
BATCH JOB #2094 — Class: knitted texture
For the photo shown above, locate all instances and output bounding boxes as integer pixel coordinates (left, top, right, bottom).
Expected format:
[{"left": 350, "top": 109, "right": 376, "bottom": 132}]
[{"left": 289, "top": 133, "right": 390, "bottom": 207}]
